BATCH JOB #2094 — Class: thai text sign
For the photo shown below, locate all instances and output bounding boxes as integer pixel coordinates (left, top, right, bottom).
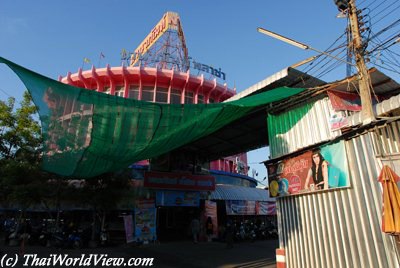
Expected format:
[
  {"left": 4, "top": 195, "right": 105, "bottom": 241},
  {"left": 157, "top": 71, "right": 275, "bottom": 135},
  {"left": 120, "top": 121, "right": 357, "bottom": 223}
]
[
  {"left": 191, "top": 59, "right": 226, "bottom": 80},
  {"left": 130, "top": 12, "right": 186, "bottom": 66},
  {"left": 144, "top": 171, "right": 215, "bottom": 191},
  {"left": 267, "top": 141, "right": 350, "bottom": 197}
]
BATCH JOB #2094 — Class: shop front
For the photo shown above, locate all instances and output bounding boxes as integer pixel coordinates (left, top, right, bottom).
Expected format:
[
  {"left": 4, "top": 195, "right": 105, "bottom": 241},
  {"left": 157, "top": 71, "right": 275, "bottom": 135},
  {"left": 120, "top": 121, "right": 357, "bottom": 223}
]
[
  {"left": 209, "top": 185, "right": 276, "bottom": 231},
  {"left": 142, "top": 171, "right": 215, "bottom": 241},
  {"left": 156, "top": 190, "right": 202, "bottom": 241}
]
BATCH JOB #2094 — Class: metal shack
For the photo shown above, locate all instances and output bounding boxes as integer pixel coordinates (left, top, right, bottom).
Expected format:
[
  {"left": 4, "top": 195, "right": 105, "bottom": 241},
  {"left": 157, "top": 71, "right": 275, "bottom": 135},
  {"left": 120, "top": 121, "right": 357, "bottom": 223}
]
[{"left": 263, "top": 68, "right": 400, "bottom": 267}]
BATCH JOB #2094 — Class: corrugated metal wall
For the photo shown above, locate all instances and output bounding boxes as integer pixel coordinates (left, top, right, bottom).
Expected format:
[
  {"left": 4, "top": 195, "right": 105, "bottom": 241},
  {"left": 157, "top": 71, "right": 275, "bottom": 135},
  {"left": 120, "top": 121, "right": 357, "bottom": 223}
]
[
  {"left": 268, "top": 97, "right": 341, "bottom": 158},
  {"left": 277, "top": 125, "right": 399, "bottom": 267}
]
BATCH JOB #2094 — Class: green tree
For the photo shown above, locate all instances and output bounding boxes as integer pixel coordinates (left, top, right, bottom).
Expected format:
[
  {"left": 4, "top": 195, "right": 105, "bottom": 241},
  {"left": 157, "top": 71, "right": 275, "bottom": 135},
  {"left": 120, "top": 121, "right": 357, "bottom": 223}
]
[
  {"left": 0, "top": 91, "right": 41, "bottom": 161},
  {"left": 0, "top": 91, "right": 44, "bottom": 219},
  {"left": 76, "top": 170, "right": 132, "bottom": 245}
]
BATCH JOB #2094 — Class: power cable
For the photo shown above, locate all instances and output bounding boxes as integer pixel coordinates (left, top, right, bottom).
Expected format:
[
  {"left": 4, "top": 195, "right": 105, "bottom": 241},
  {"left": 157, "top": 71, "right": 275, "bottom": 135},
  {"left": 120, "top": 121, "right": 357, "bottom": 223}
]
[
  {"left": 0, "top": 86, "right": 13, "bottom": 98},
  {"left": 371, "top": 2, "right": 400, "bottom": 26},
  {"left": 366, "top": 18, "right": 400, "bottom": 43},
  {"left": 373, "top": 62, "right": 400, "bottom": 75}
]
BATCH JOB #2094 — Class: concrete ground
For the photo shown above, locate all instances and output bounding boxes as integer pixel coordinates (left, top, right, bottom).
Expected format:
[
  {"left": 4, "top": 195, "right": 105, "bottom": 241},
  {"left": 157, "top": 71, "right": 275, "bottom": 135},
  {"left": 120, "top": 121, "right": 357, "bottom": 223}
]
[{"left": 1, "top": 239, "right": 278, "bottom": 268}]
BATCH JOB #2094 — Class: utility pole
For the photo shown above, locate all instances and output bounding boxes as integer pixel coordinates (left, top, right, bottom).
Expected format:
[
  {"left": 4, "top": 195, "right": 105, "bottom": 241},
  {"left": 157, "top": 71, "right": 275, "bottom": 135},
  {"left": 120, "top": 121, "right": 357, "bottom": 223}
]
[{"left": 347, "top": 0, "right": 375, "bottom": 123}]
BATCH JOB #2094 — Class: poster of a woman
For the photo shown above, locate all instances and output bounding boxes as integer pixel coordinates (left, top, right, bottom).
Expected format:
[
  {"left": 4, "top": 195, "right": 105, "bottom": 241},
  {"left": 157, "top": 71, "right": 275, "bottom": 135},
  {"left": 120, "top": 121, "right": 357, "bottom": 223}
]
[
  {"left": 304, "top": 148, "right": 329, "bottom": 190},
  {"left": 267, "top": 141, "right": 349, "bottom": 197}
]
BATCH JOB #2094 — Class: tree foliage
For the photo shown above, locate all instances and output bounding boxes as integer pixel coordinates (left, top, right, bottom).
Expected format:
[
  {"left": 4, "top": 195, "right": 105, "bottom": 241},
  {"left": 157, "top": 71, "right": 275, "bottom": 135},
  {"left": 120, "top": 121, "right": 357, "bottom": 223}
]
[
  {"left": 0, "top": 92, "right": 135, "bottom": 231},
  {"left": 0, "top": 91, "right": 41, "bottom": 161},
  {"left": 0, "top": 91, "right": 44, "bottom": 209}
]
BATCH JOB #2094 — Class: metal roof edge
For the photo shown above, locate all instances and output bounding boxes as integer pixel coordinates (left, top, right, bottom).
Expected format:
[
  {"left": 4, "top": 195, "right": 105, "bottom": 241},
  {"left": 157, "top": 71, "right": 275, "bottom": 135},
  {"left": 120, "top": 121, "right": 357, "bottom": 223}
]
[
  {"left": 348, "top": 92, "right": 400, "bottom": 126},
  {"left": 224, "top": 68, "right": 290, "bottom": 102},
  {"left": 224, "top": 67, "right": 326, "bottom": 102},
  {"left": 209, "top": 169, "right": 258, "bottom": 184}
]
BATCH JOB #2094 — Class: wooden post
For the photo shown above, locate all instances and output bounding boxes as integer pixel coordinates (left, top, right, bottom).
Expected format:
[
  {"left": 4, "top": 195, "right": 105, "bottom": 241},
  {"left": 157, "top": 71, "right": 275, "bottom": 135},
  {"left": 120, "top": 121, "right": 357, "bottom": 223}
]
[{"left": 348, "top": 0, "right": 375, "bottom": 124}]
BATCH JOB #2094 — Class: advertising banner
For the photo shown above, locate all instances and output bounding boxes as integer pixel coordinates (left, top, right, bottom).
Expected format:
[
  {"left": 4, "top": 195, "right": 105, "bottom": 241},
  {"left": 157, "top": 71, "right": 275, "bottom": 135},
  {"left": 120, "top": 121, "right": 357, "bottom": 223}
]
[
  {"left": 327, "top": 90, "right": 362, "bottom": 111},
  {"left": 256, "top": 201, "right": 276, "bottom": 215},
  {"left": 225, "top": 200, "right": 256, "bottom": 215},
  {"left": 123, "top": 215, "right": 134, "bottom": 243},
  {"left": 204, "top": 200, "right": 218, "bottom": 236},
  {"left": 327, "top": 90, "right": 381, "bottom": 112},
  {"left": 134, "top": 207, "right": 157, "bottom": 243},
  {"left": 156, "top": 190, "right": 200, "bottom": 207},
  {"left": 268, "top": 141, "right": 349, "bottom": 197}
]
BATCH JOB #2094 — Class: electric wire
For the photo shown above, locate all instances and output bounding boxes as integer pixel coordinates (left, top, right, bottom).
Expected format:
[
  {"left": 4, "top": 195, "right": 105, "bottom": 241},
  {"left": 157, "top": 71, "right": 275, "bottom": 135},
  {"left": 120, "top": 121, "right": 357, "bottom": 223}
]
[
  {"left": 367, "top": 0, "right": 399, "bottom": 21},
  {"left": 358, "top": 0, "right": 389, "bottom": 11},
  {"left": 298, "top": 32, "right": 349, "bottom": 79},
  {"left": 299, "top": 0, "right": 400, "bottom": 83},
  {"left": 0, "top": 86, "right": 13, "bottom": 98},
  {"left": 373, "top": 62, "right": 400, "bottom": 75}
]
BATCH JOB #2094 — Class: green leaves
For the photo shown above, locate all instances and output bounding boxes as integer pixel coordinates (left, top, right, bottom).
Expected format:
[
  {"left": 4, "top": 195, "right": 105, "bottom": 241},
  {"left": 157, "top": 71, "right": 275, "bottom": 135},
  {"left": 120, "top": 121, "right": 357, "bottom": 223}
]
[{"left": 0, "top": 91, "right": 41, "bottom": 161}]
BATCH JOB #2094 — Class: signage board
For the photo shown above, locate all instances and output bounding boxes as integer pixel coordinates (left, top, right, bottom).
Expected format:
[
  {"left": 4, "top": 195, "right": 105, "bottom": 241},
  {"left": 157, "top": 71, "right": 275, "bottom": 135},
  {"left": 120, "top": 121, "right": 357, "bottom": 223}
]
[
  {"left": 267, "top": 141, "right": 350, "bottom": 197},
  {"left": 144, "top": 171, "right": 215, "bottom": 191}
]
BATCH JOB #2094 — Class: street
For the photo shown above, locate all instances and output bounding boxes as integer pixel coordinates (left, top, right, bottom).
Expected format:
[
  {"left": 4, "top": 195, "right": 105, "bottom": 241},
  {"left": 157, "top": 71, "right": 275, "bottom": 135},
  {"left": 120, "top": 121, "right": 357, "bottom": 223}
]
[{"left": 1, "top": 239, "right": 278, "bottom": 268}]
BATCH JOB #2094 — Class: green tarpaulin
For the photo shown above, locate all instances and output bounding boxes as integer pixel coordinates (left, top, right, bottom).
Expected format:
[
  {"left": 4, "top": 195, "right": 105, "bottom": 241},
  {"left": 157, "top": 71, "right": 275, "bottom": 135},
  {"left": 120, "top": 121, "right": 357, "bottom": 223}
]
[{"left": 0, "top": 57, "right": 305, "bottom": 178}]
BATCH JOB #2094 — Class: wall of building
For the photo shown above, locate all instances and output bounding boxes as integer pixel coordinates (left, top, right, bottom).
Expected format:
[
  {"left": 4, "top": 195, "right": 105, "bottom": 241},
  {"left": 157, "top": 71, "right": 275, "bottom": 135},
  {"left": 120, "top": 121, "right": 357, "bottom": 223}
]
[
  {"left": 268, "top": 97, "right": 342, "bottom": 158},
  {"left": 60, "top": 67, "right": 247, "bottom": 175},
  {"left": 276, "top": 120, "right": 399, "bottom": 267}
]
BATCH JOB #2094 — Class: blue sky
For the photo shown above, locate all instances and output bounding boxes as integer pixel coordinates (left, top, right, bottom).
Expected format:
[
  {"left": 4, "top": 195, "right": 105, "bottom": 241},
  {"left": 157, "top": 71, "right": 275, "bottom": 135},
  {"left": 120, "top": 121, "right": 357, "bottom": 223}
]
[{"left": 1, "top": 0, "right": 399, "bottom": 183}]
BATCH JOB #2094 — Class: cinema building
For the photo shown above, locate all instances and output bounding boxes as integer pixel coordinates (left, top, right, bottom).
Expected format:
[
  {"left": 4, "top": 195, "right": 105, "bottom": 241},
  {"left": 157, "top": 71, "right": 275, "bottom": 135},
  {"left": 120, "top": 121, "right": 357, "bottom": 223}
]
[{"left": 56, "top": 12, "right": 275, "bottom": 241}]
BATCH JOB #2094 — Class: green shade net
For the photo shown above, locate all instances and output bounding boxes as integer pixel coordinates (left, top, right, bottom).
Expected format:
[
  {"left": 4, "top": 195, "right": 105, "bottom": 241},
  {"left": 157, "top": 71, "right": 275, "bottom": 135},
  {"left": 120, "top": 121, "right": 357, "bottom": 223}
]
[{"left": 0, "top": 57, "right": 305, "bottom": 178}]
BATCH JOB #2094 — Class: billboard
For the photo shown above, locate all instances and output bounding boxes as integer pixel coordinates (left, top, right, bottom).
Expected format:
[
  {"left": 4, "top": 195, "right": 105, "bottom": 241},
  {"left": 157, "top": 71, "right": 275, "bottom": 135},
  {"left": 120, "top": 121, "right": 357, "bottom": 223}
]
[
  {"left": 225, "top": 200, "right": 256, "bottom": 215},
  {"left": 267, "top": 141, "right": 349, "bottom": 197},
  {"left": 225, "top": 200, "right": 276, "bottom": 215},
  {"left": 134, "top": 207, "right": 157, "bottom": 243},
  {"left": 130, "top": 12, "right": 187, "bottom": 66}
]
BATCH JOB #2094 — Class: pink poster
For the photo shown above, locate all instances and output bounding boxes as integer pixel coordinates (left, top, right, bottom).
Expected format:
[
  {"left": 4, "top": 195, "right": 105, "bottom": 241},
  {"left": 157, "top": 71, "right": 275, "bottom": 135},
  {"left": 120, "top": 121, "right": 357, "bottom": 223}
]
[
  {"left": 204, "top": 200, "right": 218, "bottom": 237},
  {"left": 123, "top": 215, "right": 135, "bottom": 243}
]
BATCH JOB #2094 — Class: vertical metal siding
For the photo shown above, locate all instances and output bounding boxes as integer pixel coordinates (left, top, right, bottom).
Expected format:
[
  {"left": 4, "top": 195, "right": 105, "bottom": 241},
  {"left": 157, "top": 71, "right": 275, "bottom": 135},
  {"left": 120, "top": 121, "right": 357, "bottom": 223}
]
[
  {"left": 373, "top": 121, "right": 400, "bottom": 156},
  {"left": 269, "top": 97, "right": 341, "bottom": 158},
  {"left": 277, "top": 127, "right": 399, "bottom": 267}
]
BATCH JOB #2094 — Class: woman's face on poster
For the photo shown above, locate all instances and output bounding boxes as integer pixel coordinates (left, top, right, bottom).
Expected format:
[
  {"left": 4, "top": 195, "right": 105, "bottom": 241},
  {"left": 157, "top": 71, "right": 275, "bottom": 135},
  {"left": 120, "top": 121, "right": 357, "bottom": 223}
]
[{"left": 312, "top": 153, "right": 320, "bottom": 165}]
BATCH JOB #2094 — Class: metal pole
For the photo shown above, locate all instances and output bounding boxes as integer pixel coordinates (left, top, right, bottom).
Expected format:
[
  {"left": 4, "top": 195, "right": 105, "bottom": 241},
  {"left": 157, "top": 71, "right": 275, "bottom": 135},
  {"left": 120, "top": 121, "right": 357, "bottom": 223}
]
[{"left": 257, "top": 27, "right": 355, "bottom": 66}]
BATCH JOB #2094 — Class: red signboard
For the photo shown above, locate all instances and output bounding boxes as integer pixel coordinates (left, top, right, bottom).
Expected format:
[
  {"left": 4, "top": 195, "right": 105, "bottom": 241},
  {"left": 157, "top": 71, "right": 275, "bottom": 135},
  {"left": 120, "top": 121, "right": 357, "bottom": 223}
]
[{"left": 144, "top": 171, "right": 215, "bottom": 191}]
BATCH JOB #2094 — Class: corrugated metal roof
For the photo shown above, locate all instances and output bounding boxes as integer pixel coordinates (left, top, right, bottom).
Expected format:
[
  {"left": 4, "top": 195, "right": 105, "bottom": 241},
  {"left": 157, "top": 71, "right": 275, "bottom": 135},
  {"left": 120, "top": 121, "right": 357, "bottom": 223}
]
[
  {"left": 210, "top": 184, "right": 274, "bottom": 201},
  {"left": 225, "top": 67, "right": 326, "bottom": 102},
  {"left": 329, "top": 68, "right": 400, "bottom": 95},
  {"left": 209, "top": 170, "right": 258, "bottom": 184},
  {"left": 348, "top": 92, "right": 400, "bottom": 126}
]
